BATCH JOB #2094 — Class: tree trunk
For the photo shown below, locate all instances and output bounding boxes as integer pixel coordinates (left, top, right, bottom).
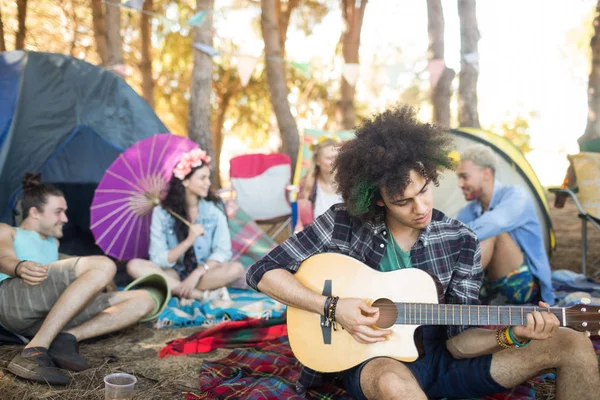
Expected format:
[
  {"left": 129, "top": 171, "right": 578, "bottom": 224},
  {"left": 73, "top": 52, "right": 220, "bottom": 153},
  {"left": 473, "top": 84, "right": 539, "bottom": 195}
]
[
  {"left": 581, "top": 1, "right": 600, "bottom": 143},
  {"left": 90, "top": 0, "right": 108, "bottom": 65},
  {"left": 105, "top": 0, "right": 124, "bottom": 66},
  {"left": 261, "top": 0, "right": 300, "bottom": 173},
  {"left": 427, "top": 0, "right": 455, "bottom": 127},
  {"left": 15, "top": 0, "right": 28, "bottom": 50},
  {"left": 140, "top": 0, "right": 155, "bottom": 108},
  {"left": 457, "top": 0, "right": 480, "bottom": 128},
  {"left": 188, "top": 0, "right": 215, "bottom": 158},
  {"left": 210, "top": 91, "right": 233, "bottom": 189},
  {"left": 337, "top": 0, "right": 368, "bottom": 130},
  {"left": 276, "top": 0, "right": 299, "bottom": 58},
  {"left": 0, "top": 6, "right": 6, "bottom": 52}
]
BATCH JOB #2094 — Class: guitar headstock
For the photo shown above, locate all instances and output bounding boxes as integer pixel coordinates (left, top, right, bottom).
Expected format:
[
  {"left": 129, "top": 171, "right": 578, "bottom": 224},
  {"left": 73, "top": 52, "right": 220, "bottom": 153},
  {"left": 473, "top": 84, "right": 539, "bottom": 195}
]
[{"left": 564, "top": 303, "right": 600, "bottom": 334}]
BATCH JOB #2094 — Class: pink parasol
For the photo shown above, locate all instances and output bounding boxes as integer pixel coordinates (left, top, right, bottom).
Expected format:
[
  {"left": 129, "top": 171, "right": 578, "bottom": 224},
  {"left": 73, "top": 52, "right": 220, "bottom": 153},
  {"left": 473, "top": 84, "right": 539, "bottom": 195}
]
[{"left": 90, "top": 133, "right": 198, "bottom": 260}]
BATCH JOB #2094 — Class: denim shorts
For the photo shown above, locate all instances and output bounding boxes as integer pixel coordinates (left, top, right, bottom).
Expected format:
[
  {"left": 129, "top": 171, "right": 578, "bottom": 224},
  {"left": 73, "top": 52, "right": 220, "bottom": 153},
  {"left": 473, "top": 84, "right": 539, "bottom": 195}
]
[{"left": 340, "top": 327, "right": 507, "bottom": 399}]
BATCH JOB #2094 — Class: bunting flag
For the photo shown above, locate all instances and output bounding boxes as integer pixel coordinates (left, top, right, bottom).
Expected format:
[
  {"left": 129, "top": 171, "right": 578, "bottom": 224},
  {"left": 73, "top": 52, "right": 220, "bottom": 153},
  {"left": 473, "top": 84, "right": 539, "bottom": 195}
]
[
  {"left": 193, "top": 43, "right": 219, "bottom": 57},
  {"left": 236, "top": 55, "right": 258, "bottom": 87},
  {"left": 123, "top": 0, "right": 145, "bottom": 11},
  {"left": 427, "top": 59, "right": 445, "bottom": 88},
  {"left": 342, "top": 63, "right": 360, "bottom": 86},
  {"left": 291, "top": 61, "right": 311, "bottom": 78},
  {"left": 463, "top": 52, "right": 480, "bottom": 71},
  {"left": 384, "top": 63, "right": 403, "bottom": 88},
  {"left": 108, "top": 64, "right": 128, "bottom": 77},
  {"left": 188, "top": 11, "right": 207, "bottom": 27}
]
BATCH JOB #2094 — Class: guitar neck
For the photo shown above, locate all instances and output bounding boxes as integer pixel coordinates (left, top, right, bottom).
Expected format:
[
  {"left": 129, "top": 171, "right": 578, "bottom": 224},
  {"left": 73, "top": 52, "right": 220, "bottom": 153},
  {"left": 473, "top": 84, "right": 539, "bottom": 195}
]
[{"left": 395, "top": 303, "right": 566, "bottom": 327}]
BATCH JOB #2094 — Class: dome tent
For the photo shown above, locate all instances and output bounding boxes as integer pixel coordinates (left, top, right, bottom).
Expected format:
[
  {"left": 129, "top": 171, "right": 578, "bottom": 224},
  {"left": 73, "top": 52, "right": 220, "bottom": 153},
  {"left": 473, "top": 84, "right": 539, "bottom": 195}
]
[{"left": 0, "top": 51, "right": 168, "bottom": 256}]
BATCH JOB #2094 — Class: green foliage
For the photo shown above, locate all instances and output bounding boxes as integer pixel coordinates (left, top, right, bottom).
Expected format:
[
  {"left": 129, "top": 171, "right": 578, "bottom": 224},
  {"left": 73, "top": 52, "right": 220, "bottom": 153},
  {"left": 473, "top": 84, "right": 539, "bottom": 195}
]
[{"left": 488, "top": 113, "right": 535, "bottom": 154}]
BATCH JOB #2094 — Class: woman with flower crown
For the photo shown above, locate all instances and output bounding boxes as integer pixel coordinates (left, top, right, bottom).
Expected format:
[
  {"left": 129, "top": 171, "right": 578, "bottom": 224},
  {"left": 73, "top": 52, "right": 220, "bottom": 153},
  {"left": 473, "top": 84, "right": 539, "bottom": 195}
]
[
  {"left": 126, "top": 149, "right": 245, "bottom": 299},
  {"left": 295, "top": 136, "right": 344, "bottom": 232}
]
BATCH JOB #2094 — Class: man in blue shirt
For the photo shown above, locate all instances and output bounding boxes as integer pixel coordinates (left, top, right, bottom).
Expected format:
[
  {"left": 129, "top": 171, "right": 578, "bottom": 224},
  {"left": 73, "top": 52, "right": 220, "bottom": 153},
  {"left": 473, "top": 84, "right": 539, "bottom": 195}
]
[{"left": 456, "top": 144, "right": 554, "bottom": 305}]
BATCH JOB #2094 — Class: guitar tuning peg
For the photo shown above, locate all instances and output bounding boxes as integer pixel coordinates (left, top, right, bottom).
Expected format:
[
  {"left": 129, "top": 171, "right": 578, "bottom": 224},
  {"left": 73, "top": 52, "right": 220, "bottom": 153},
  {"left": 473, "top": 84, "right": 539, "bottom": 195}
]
[
  {"left": 581, "top": 297, "right": 591, "bottom": 305},
  {"left": 586, "top": 331, "right": 591, "bottom": 338}
]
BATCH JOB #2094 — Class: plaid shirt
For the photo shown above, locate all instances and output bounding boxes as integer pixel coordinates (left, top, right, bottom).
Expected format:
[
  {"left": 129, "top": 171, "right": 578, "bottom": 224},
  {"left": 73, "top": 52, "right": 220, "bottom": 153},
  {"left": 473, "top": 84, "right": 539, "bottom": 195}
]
[{"left": 246, "top": 204, "right": 482, "bottom": 393}]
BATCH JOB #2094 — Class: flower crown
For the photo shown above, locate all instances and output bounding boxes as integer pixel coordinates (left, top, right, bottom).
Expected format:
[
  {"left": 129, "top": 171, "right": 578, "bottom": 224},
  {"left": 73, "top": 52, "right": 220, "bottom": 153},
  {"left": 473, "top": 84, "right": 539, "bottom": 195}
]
[
  {"left": 309, "top": 134, "right": 340, "bottom": 151},
  {"left": 172, "top": 148, "right": 211, "bottom": 180}
]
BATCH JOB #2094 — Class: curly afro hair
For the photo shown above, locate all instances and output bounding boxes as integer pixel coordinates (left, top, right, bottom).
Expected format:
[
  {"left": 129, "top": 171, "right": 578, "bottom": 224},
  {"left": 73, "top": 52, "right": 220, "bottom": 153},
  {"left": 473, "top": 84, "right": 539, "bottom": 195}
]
[{"left": 334, "top": 105, "right": 455, "bottom": 220}]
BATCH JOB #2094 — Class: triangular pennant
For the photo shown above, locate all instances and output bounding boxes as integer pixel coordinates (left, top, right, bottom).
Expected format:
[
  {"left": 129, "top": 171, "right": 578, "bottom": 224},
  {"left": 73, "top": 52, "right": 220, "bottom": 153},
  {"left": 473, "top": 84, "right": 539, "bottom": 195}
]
[
  {"left": 123, "top": 0, "right": 145, "bottom": 11},
  {"left": 188, "top": 11, "right": 207, "bottom": 27},
  {"left": 291, "top": 61, "right": 311, "bottom": 79},
  {"left": 463, "top": 52, "right": 479, "bottom": 71},
  {"left": 108, "top": 64, "right": 128, "bottom": 77},
  {"left": 342, "top": 63, "right": 360, "bottom": 86},
  {"left": 236, "top": 55, "right": 258, "bottom": 87},
  {"left": 384, "top": 64, "right": 403, "bottom": 88},
  {"left": 193, "top": 42, "right": 219, "bottom": 57},
  {"left": 427, "top": 59, "right": 445, "bottom": 88}
]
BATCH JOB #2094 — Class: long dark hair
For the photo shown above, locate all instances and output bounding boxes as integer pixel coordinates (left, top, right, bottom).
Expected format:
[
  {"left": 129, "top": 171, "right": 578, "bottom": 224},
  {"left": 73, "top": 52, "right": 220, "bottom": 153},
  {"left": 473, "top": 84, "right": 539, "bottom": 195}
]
[
  {"left": 161, "top": 166, "right": 225, "bottom": 271},
  {"left": 21, "top": 173, "right": 64, "bottom": 219}
]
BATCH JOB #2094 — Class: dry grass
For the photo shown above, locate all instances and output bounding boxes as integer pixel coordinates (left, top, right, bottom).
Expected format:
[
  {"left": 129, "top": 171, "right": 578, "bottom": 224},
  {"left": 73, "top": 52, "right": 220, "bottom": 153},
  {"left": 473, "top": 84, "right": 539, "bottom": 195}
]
[
  {"left": 0, "top": 194, "right": 598, "bottom": 399},
  {"left": 0, "top": 324, "right": 231, "bottom": 400}
]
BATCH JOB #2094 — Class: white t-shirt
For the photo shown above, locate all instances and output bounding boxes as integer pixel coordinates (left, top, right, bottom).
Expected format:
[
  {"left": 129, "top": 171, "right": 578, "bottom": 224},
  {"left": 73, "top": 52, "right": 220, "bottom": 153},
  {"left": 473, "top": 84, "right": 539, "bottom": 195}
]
[{"left": 314, "top": 182, "right": 343, "bottom": 219}]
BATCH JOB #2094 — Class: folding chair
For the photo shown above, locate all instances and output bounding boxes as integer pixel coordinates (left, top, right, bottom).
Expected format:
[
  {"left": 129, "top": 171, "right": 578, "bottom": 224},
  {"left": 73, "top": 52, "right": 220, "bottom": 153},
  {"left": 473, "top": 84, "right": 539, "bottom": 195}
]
[
  {"left": 227, "top": 153, "right": 293, "bottom": 240},
  {"left": 550, "top": 152, "right": 600, "bottom": 275}
]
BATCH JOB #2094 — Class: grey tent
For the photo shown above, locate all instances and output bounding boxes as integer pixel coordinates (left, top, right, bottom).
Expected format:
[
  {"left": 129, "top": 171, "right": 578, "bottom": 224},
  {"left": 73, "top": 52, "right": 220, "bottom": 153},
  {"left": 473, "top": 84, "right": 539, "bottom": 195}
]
[{"left": 0, "top": 51, "right": 167, "bottom": 255}]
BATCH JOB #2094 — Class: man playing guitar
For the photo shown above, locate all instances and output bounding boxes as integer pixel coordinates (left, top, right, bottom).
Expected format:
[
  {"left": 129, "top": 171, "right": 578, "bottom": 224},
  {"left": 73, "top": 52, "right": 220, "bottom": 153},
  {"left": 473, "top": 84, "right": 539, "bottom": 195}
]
[{"left": 246, "top": 105, "right": 600, "bottom": 399}]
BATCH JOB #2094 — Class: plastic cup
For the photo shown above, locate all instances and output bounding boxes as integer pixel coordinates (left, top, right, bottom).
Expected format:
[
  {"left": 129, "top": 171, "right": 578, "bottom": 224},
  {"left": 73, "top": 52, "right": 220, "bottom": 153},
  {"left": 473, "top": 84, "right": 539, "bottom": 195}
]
[{"left": 104, "top": 373, "right": 137, "bottom": 400}]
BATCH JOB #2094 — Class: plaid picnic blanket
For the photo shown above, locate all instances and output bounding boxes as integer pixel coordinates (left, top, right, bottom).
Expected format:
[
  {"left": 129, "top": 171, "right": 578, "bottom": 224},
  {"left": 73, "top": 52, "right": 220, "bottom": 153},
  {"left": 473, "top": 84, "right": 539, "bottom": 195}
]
[
  {"left": 170, "top": 318, "right": 600, "bottom": 400},
  {"left": 159, "top": 316, "right": 288, "bottom": 357},
  {"left": 184, "top": 336, "right": 349, "bottom": 400},
  {"left": 181, "top": 334, "right": 581, "bottom": 400},
  {"left": 154, "top": 288, "right": 286, "bottom": 328}
]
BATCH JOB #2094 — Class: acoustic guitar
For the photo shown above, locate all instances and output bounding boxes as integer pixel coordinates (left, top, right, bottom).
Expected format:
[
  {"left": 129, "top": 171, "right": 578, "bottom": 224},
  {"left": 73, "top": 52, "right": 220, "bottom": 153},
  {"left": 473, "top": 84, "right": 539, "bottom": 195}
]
[{"left": 287, "top": 253, "right": 600, "bottom": 373}]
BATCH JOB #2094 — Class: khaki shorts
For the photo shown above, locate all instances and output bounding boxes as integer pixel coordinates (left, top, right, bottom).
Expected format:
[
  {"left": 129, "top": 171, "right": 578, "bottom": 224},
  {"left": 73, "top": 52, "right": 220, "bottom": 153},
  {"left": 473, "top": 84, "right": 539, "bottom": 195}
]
[{"left": 0, "top": 258, "right": 115, "bottom": 337}]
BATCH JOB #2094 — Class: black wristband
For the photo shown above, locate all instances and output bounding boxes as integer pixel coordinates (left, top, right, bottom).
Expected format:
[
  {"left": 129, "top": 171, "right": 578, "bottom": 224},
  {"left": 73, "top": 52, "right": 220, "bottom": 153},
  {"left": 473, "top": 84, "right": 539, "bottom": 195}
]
[
  {"left": 323, "top": 296, "right": 333, "bottom": 317},
  {"left": 14, "top": 260, "right": 27, "bottom": 278}
]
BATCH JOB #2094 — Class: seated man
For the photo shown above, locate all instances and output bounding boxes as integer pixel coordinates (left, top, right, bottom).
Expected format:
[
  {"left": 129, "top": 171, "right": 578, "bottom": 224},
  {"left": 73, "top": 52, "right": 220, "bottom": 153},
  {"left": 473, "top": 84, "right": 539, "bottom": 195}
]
[
  {"left": 246, "top": 106, "right": 599, "bottom": 400},
  {"left": 456, "top": 144, "right": 554, "bottom": 305},
  {"left": 0, "top": 173, "right": 155, "bottom": 385}
]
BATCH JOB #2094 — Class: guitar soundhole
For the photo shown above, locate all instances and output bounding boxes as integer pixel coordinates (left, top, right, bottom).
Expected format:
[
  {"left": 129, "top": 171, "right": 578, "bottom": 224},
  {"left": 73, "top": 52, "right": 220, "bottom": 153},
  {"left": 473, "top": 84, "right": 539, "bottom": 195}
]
[{"left": 372, "top": 298, "right": 397, "bottom": 329}]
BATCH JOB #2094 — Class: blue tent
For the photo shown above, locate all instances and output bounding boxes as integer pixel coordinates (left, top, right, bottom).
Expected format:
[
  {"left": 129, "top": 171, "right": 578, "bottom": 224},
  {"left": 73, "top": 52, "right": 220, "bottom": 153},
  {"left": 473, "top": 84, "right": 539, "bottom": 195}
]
[{"left": 0, "top": 51, "right": 167, "bottom": 255}]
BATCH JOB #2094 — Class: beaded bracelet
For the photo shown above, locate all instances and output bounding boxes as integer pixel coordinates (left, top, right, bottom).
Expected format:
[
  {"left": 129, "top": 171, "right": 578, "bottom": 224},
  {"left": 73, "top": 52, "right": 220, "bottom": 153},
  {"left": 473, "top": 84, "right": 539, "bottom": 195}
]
[
  {"left": 329, "top": 296, "right": 340, "bottom": 331},
  {"left": 508, "top": 326, "right": 531, "bottom": 348},
  {"left": 496, "top": 327, "right": 514, "bottom": 349}
]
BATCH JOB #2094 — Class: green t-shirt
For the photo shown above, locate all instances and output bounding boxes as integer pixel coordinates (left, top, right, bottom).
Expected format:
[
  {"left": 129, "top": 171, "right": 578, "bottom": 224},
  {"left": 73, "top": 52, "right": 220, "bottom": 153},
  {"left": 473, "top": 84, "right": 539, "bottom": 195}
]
[{"left": 379, "top": 232, "right": 412, "bottom": 271}]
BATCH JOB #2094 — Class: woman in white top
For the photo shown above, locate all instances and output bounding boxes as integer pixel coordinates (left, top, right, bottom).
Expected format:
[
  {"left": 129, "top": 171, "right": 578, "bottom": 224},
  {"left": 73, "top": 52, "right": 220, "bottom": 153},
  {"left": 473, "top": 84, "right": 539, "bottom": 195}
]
[{"left": 295, "top": 136, "right": 343, "bottom": 232}]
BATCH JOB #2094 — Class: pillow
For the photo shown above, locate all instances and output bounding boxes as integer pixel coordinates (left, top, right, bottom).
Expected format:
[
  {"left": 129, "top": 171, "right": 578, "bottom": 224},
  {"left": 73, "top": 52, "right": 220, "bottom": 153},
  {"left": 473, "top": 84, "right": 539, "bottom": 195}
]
[{"left": 569, "top": 152, "right": 600, "bottom": 219}]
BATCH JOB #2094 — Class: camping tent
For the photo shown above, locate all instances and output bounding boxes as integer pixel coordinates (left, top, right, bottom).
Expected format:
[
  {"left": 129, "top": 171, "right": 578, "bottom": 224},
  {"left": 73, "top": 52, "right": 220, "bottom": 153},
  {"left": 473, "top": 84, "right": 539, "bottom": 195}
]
[
  {"left": 296, "top": 127, "right": 555, "bottom": 254},
  {"left": 0, "top": 51, "right": 167, "bottom": 255}
]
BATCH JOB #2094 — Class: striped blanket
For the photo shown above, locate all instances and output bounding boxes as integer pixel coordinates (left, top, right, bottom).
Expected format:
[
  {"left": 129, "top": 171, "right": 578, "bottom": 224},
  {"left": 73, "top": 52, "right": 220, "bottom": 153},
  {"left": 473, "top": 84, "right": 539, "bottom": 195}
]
[
  {"left": 225, "top": 200, "right": 277, "bottom": 270},
  {"left": 154, "top": 289, "right": 285, "bottom": 328}
]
